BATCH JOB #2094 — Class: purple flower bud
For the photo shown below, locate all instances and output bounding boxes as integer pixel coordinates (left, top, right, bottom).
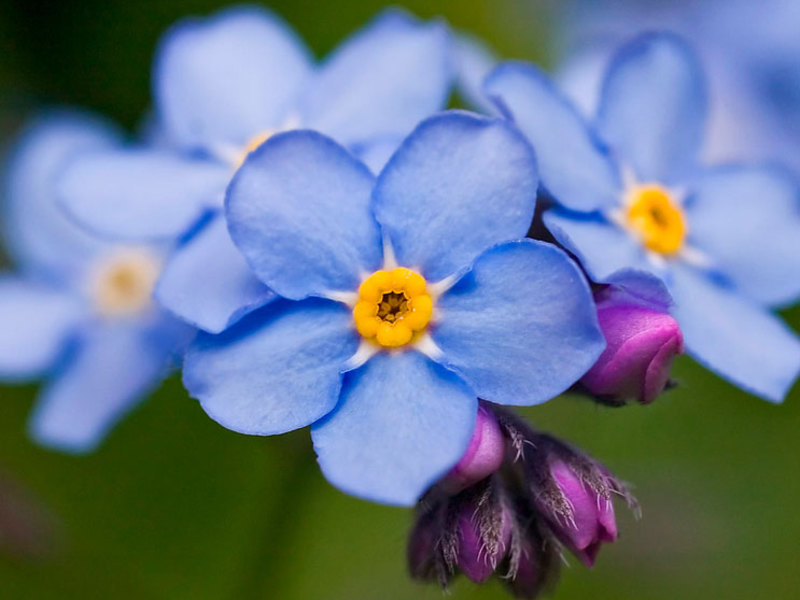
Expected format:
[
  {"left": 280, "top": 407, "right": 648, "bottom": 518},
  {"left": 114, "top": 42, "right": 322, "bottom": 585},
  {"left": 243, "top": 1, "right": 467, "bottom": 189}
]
[
  {"left": 540, "top": 460, "right": 617, "bottom": 567},
  {"left": 407, "top": 507, "right": 441, "bottom": 582},
  {"left": 442, "top": 403, "right": 505, "bottom": 494},
  {"left": 581, "top": 303, "right": 683, "bottom": 404},
  {"left": 456, "top": 496, "right": 513, "bottom": 583}
]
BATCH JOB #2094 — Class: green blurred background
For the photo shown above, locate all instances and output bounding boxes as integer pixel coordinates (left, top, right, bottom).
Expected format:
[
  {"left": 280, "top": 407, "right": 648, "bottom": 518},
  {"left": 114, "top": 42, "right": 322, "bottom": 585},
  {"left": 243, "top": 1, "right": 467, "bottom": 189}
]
[{"left": 0, "top": 1, "right": 798, "bottom": 598}]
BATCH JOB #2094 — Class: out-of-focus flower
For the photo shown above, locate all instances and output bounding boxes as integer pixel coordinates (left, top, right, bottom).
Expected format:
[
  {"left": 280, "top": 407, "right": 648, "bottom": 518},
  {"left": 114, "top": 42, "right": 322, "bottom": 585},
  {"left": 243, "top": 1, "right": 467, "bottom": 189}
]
[
  {"left": 0, "top": 466, "right": 59, "bottom": 560},
  {"left": 0, "top": 113, "right": 192, "bottom": 452},
  {"left": 452, "top": 31, "right": 500, "bottom": 114},
  {"left": 183, "top": 111, "right": 605, "bottom": 505},
  {"left": 580, "top": 270, "right": 683, "bottom": 405},
  {"left": 556, "top": 0, "right": 800, "bottom": 171},
  {"left": 58, "top": 6, "right": 453, "bottom": 335},
  {"left": 485, "top": 34, "right": 800, "bottom": 402},
  {"left": 408, "top": 403, "right": 636, "bottom": 597}
]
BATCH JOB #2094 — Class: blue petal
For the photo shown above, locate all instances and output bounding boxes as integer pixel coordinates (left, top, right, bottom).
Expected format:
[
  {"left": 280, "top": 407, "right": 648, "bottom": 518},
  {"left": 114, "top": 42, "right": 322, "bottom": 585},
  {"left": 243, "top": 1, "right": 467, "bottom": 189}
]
[
  {"left": 433, "top": 240, "right": 605, "bottom": 405},
  {"left": 312, "top": 351, "right": 476, "bottom": 506},
  {"left": 29, "top": 322, "right": 173, "bottom": 453},
  {"left": 485, "top": 62, "right": 622, "bottom": 212},
  {"left": 226, "top": 131, "right": 382, "bottom": 299},
  {"left": 60, "top": 149, "right": 230, "bottom": 241},
  {"left": 155, "top": 214, "right": 276, "bottom": 333},
  {"left": 374, "top": 111, "right": 538, "bottom": 282},
  {"left": 351, "top": 136, "right": 403, "bottom": 175},
  {"left": 2, "top": 112, "right": 120, "bottom": 283},
  {"left": 183, "top": 299, "right": 358, "bottom": 435},
  {"left": 543, "top": 209, "right": 658, "bottom": 282},
  {"left": 453, "top": 31, "right": 499, "bottom": 114},
  {"left": 155, "top": 6, "right": 312, "bottom": 151},
  {"left": 670, "top": 265, "right": 800, "bottom": 403},
  {"left": 596, "top": 33, "right": 707, "bottom": 184},
  {"left": 299, "top": 9, "right": 451, "bottom": 146},
  {"left": 0, "top": 277, "right": 84, "bottom": 380},
  {"left": 601, "top": 269, "right": 673, "bottom": 311},
  {"left": 685, "top": 165, "right": 800, "bottom": 307}
]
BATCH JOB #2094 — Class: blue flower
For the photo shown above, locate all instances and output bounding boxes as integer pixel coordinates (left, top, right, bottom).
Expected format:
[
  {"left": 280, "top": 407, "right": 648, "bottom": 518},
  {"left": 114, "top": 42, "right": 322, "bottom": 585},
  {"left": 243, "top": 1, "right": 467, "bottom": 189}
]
[
  {"left": 183, "top": 111, "right": 605, "bottom": 505},
  {"left": 485, "top": 33, "right": 800, "bottom": 402},
  {"left": 57, "top": 6, "right": 453, "bottom": 335},
  {"left": 0, "top": 112, "right": 192, "bottom": 453},
  {"left": 556, "top": 0, "right": 800, "bottom": 170}
]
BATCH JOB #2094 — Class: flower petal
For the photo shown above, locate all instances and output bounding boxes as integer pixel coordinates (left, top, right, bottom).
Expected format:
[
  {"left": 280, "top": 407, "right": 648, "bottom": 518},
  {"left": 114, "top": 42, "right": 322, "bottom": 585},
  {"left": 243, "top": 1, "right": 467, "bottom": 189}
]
[
  {"left": 670, "top": 265, "right": 800, "bottom": 403},
  {"left": 433, "top": 240, "right": 605, "bottom": 405},
  {"left": 155, "top": 6, "right": 312, "bottom": 150},
  {"left": 60, "top": 150, "right": 229, "bottom": 241},
  {"left": 2, "top": 112, "right": 119, "bottom": 282},
  {"left": 596, "top": 33, "right": 707, "bottom": 183},
  {"left": 685, "top": 165, "right": 800, "bottom": 307},
  {"left": 374, "top": 111, "right": 538, "bottom": 282},
  {"left": 485, "top": 62, "right": 621, "bottom": 212},
  {"left": 299, "top": 9, "right": 451, "bottom": 145},
  {"left": 453, "top": 31, "right": 499, "bottom": 114},
  {"left": 28, "top": 322, "right": 173, "bottom": 453},
  {"left": 0, "top": 277, "right": 84, "bottom": 380},
  {"left": 543, "top": 210, "right": 657, "bottom": 282},
  {"left": 155, "top": 214, "right": 276, "bottom": 333},
  {"left": 226, "top": 131, "right": 381, "bottom": 299},
  {"left": 184, "top": 299, "right": 358, "bottom": 435},
  {"left": 312, "top": 351, "right": 476, "bottom": 506}
]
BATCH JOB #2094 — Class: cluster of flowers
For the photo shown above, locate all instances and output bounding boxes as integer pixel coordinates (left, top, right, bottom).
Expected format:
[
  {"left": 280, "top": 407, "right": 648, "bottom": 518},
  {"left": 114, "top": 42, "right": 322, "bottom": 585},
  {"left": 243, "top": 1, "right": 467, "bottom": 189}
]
[{"left": 2, "top": 5, "right": 800, "bottom": 597}]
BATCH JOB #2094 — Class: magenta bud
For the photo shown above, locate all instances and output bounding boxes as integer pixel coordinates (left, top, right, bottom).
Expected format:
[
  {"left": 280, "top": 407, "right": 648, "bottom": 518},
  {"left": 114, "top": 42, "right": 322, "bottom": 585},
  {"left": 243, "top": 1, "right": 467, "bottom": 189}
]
[
  {"left": 581, "top": 303, "right": 683, "bottom": 404},
  {"left": 442, "top": 404, "right": 505, "bottom": 494},
  {"left": 540, "top": 461, "right": 617, "bottom": 567},
  {"left": 456, "top": 500, "right": 513, "bottom": 583}
]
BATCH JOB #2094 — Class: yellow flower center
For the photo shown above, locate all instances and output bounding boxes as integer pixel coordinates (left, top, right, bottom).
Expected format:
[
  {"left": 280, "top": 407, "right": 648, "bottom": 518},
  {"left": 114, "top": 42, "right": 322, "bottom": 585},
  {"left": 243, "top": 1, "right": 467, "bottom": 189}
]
[
  {"left": 625, "top": 185, "right": 686, "bottom": 255},
  {"left": 353, "top": 267, "right": 433, "bottom": 348},
  {"left": 233, "top": 130, "right": 276, "bottom": 169},
  {"left": 92, "top": 249, "right": 160, "bottom": 317}
]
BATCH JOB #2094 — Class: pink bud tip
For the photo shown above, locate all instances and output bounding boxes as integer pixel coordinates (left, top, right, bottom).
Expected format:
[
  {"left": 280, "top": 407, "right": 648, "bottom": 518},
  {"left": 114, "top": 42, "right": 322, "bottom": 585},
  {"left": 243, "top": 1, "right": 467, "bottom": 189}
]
[
  {"left": 442, "top": 404, "right": 505, "bottom": 494},
  {"left": 581, "top": 304, "right": 684, "bottom": 404}
]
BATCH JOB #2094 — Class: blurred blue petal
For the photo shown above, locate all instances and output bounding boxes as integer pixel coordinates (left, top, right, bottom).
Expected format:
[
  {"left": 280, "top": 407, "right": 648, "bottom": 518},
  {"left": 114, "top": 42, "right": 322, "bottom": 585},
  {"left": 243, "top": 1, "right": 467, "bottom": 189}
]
[
  {"left": 2, "top": 112, "right": 120, "bottom": 283},
  {"left": 453, "top": 31, "right": 499, "bottom": 114},
  {"left": 184, "top": 299, "right": 357, "bottom": 435},
  {"left": 543, "top": 210, "right": 657, "bottom": 282},
  {"left": 670, "top": 265, "right": 800, "bottom": 403},
  {"left": 485, "top": 62, "right": 621, "bottom": 211},
  {"left": 299, "top": 9, "right": 451, "bottom": 145},
  {"left": 597, "top": 33, "right": 707, "bottom": 184},
  {"left": 0, "top": 278, "right": 84, "bottom": 380},
  {"left": 434, "top": 240, "right": 604, "bottom": 405},
  {"left": 351, "top": 136, "right": 403, "bottom": 175},
  {"left": 312, "top": 351, "right": 476, "bottom": 506},
  {"left": 155, "top": 214, "right": 275, "bottom": 333},
  {"left": 29, "top": 322, "right": 174, "bottom": 453},
  {"left": 60, "top": 150, "right": 229, "bottom": 240},
  {"left": 226, "top": 131, "right": 381, "bottom": 299},
  {"left": 155, "top": 5, "right": 312, "bottom": 151},
  {"left": 685, "top": 165, "right": 800, "bottom": 307},
  {"left": 373, "top": 111, "right": 537, "bottom": 282}
]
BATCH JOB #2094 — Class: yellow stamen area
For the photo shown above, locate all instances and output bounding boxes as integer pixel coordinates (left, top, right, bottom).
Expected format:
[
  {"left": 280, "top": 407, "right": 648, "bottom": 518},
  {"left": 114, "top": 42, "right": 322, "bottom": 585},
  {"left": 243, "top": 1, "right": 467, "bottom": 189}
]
[
  {"left": 625, "top": 185, "right": 686, "bottom": 255},
  {"left": 92, "top": 249, "right": 160, "bottom": 317},
  {"left": 233, "top": 130, "right": 275, "bottom": 169},
  {"left": 353, "top": 267, "right": 433, "bottom": 348}
]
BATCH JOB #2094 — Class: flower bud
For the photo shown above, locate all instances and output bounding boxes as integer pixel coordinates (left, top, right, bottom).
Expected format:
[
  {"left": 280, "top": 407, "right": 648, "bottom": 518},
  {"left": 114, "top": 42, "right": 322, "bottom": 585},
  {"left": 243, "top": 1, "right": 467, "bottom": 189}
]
[
  {"left": 456, "top": 495, "right": 513, "bottom": 583},
  {"left": 536, "top": 460, "right": 617, "bottom": 567},
  {"left": 442, "top": 403, "right": 505, "bottom": 494},
  {"left": 581, "top": 302, "right": 683, "bottom": 404}
]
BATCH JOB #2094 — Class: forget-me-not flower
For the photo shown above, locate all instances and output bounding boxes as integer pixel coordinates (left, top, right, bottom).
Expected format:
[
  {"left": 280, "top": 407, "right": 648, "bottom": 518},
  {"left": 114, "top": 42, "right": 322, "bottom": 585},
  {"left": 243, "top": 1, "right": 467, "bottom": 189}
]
[
  {"left": 183, "top": 111, "right": 605, "bottom": 505},
  {"left": 485, "top": 33, "right": 800, "bottom": 402},
  {"left": 0, "top": 113, "right": 192, "bottom": 452},
  {"left": 556, "top": 0, "right": 800, "bottom": 171},
  {"left": 57, "top": 6, "right": 452, "bottom": 335}
]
